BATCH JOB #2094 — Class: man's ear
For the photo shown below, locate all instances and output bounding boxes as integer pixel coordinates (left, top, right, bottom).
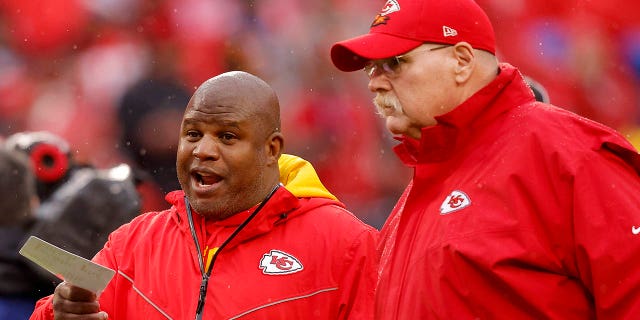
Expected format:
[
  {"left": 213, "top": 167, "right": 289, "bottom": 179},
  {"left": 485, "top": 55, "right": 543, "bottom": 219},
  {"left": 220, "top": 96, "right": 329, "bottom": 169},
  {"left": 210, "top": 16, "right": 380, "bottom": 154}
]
[
  {"left": 266, "top": 131, "right": 284, "bottom": 165},
  {"left": 452, "top": 42, "right": 475, "bottom": 84}
]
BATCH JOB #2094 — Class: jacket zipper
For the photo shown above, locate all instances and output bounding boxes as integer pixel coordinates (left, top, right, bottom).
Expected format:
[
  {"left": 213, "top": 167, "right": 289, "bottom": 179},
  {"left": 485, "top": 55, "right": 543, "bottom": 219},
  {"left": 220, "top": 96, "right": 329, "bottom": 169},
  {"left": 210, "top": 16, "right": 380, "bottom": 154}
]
[{"left": 185, "top": 183, "right": 281, "bottom": 320}]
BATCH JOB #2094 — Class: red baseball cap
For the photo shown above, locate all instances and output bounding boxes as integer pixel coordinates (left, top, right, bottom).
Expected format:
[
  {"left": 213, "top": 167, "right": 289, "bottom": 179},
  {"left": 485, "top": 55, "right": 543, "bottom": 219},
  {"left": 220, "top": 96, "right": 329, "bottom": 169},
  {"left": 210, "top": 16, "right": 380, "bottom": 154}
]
[{"left": 331, "top": 0, "right": 496, "bottom": 72}]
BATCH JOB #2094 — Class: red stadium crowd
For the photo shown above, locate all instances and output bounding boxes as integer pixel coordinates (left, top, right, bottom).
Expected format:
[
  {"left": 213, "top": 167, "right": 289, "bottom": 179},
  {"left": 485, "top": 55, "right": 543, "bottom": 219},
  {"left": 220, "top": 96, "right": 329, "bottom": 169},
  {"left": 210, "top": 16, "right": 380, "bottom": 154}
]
[{"left": 1, "top": 0, "right": 638, "bottom": 228}]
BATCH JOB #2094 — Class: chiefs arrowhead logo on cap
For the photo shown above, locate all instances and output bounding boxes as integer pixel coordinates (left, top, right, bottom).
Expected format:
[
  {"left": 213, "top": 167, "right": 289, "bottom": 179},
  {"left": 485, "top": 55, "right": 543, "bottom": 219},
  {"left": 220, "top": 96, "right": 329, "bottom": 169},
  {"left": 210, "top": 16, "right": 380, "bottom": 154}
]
[
  {"left": 259, "top": 250, "right": 304, "bottom": 275},
  {"left": 380, "top": 0, "right": 401, "bottom": 15},
  {"left": 371, "top": 0, "right": 401, "bottom": 27}
]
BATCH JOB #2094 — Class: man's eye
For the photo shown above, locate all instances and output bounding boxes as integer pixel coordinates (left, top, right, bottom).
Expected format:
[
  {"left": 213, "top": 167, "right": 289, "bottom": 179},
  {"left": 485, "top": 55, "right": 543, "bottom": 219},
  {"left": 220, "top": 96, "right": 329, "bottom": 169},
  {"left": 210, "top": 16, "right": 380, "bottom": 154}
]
[
  {"left": 220, "top": 133, "right": 236, "bottom": 141},
  {"left": 388, "top": 57, "right": 402, "bottom": 69},
  {"left": 186, "top": 131, "right": 200, "bottom": 138},
  {"left": 381, "top": 58, "right": 402, "bottom": 74}
]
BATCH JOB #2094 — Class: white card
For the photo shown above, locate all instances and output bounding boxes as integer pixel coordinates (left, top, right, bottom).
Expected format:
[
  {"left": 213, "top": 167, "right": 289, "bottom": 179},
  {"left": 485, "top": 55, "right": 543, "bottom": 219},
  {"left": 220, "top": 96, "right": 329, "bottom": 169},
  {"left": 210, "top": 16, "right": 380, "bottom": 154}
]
[{"left": 19, "top": 236, "right": 115, "bottom": 294}]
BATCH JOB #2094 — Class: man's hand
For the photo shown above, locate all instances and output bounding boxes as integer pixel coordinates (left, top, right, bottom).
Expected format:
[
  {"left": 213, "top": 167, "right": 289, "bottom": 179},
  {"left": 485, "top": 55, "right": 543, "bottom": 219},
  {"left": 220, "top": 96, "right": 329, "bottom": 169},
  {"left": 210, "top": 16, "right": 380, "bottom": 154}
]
[{"left": 52, "top": 282, "right": 108, "bottom": 319}]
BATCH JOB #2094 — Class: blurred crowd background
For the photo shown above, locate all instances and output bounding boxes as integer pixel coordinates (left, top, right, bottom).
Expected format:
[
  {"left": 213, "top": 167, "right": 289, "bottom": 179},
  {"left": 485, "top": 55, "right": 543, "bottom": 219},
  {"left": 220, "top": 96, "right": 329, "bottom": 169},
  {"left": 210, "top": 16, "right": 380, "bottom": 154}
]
[{"left": 0, "top": 0, "right": 638, "bottom": 229}]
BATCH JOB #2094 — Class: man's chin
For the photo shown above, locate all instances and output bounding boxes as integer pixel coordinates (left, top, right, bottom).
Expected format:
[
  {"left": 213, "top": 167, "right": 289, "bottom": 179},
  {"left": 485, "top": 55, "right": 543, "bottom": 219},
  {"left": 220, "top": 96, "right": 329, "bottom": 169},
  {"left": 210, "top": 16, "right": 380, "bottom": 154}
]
[
  {"left": 186, "top": 198, "right": 224, "bottom": 219},
  {"left": 386, "top": 122, "right": 409, "bottom": 137}
]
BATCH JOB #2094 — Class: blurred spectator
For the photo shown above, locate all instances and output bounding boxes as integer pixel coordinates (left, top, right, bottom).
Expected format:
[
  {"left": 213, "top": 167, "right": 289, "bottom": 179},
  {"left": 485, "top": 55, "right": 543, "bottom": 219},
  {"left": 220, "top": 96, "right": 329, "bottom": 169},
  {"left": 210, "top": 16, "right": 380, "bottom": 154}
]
[
  {"left": 117, "top": 76, "right": 190, "bottom": 211},
  {"left": 115, "top": 36, "right": 192, "bottom": 211},
  {"left": 478, "top": 0, "right": 640, "bottom": 131},
  {"left": 0, "top": 147, "right": 47, "bottom": 320},
  {"left": 0, "top": 147, "right": 38, "bottom": 226}
]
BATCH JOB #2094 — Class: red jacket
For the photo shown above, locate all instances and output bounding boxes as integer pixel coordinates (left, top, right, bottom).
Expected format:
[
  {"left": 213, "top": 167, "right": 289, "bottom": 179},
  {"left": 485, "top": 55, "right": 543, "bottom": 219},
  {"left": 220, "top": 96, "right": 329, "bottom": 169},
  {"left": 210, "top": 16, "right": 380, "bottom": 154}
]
[
  {"left": 31, "top": 156, "right": 378, "bottom": 319},
  {"left": 375, "top": 64, "right": 640, "bottom": 319}
]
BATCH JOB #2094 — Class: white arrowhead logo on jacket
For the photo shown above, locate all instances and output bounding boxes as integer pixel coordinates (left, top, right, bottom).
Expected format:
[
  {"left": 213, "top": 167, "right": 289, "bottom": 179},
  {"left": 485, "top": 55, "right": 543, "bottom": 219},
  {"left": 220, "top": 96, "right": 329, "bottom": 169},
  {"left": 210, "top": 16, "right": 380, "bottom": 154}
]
[
  {"left": 260, "top": 250, "right": 304, "bottom": 275},
  {"left": 440, "top": 190, "right": 471, "bottom": 214}
]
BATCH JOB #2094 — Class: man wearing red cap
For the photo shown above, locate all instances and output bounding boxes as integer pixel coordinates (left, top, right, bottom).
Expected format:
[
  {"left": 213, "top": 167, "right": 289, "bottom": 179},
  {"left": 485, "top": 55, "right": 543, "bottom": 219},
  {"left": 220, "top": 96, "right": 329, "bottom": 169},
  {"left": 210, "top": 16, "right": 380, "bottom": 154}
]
[{"left": 331, "top": 0, "right": 640, "bottom": 318}]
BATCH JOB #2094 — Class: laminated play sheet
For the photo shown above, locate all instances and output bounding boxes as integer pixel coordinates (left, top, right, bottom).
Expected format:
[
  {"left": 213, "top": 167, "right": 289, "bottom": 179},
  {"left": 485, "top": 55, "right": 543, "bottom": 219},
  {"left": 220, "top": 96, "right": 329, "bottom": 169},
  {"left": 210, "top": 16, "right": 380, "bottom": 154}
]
[{"left": 19, "top": 236, "right": 115, "bottom": 294}]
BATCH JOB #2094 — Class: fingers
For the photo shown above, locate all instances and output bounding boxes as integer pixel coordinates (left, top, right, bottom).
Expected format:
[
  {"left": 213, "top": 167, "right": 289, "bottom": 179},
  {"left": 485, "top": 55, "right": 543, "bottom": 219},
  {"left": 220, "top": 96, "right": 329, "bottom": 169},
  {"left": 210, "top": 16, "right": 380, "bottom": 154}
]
[
  {"left": 56, "top": 282, "right": 97, "bottom": 301},
  {"left": 53, "top": 282, "right": 108, "bottom": 319},
  {"left": 52, "top": 311, "right": 108, "bottom": 320}
]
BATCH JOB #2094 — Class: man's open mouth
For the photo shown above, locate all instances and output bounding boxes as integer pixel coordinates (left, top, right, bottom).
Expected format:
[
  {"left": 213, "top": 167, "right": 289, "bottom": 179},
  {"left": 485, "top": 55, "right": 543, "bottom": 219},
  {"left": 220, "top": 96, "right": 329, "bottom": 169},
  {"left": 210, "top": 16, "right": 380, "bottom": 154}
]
[{"left": 192, "top": 171, "right": 222, "bottom": 186}]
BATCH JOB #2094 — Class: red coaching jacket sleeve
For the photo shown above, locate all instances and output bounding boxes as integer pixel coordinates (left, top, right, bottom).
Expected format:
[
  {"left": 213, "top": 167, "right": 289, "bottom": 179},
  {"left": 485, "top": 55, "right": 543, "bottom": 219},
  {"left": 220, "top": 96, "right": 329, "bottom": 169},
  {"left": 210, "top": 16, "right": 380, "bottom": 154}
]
[
  {"left": 337, "top": 220, "right": 379, "bottom": 319},
  {"left": 572, "top": 145, "right": 640, "bottom": 318},
  {"left": 29, "top": 295, "right": 55, "bottom": 320},
  {"left": 27, "top": 249, "right": 116, "bottom": 320},
  {"left": 28, "top": 223, "right": 127, "bottom": 320}
]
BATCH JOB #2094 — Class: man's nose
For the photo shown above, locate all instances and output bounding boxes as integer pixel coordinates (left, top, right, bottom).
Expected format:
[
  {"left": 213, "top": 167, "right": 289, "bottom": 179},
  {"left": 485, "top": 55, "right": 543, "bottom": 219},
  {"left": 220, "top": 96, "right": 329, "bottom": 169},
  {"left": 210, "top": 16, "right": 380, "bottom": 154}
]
[
  {"left": 192, "top": 135, "right": 220, "bottom": 160},
  {"left": 368, "top": 73, "right": 392, "bottom": 93}
]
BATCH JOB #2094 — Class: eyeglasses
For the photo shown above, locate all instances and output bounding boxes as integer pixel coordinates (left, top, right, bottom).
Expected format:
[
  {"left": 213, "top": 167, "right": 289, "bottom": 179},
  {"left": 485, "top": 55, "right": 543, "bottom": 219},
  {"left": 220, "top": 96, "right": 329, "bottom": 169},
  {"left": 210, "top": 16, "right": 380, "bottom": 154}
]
[{"left": 364, "top": 44, "right": 451, "bottom": 79}]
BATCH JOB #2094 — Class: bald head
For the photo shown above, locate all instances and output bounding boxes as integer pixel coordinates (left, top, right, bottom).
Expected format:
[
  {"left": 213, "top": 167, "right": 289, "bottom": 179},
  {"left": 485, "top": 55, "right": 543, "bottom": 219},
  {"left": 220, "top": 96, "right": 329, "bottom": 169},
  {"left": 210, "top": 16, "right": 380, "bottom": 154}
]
[
  {"left": 177, "top": 71, "right": 285, "bottom": 219},
  {"left": 190, "top": 71, "right": 281, "bottom": 137}
]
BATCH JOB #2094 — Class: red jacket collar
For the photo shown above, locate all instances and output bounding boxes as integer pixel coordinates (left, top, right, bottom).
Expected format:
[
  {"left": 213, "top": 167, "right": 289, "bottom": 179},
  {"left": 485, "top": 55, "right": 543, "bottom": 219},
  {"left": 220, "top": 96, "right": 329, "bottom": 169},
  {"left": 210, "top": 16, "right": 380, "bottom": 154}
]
[{"left": 164, "top": 187, "right": 343, "bottom": 248}]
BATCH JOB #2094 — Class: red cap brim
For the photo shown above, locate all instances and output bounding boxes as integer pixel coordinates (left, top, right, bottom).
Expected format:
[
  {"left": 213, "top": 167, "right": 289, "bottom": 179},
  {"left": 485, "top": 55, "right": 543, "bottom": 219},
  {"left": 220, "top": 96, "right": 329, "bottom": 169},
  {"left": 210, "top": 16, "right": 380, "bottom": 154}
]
[{"left": 330, "top": 32, "right": 423, "bottom": 72}]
